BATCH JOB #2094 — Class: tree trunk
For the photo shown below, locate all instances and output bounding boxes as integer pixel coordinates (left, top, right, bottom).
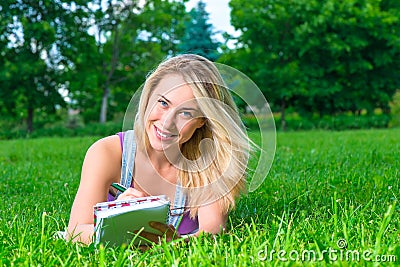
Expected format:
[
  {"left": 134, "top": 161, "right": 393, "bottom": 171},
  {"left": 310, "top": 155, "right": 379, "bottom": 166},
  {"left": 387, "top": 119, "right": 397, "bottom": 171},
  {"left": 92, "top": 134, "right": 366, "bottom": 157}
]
[
  {"left": 281, "top": 98, "right": 286, "bottom": 131},
  {"left": 100, "top": 86, "right": 109, "bottom": 123},
  {"left": 99, "top": 25, "right": 120, "bottom": 124},
  {"left": 27, "top": 105, "right": 34, "bottom": 133}
]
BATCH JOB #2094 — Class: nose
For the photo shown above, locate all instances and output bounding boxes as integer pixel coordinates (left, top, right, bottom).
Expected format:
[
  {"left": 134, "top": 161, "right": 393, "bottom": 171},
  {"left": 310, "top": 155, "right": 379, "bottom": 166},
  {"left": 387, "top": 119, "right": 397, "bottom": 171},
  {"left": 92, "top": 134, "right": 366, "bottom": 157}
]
[{"left": 161, "top": 109, "right": 176, "bottom": 131}]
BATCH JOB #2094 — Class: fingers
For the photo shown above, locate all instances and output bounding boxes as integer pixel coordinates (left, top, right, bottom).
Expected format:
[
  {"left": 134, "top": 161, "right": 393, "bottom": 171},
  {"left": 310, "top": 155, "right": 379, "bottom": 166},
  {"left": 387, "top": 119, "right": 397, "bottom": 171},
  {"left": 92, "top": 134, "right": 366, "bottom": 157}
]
[
  {"left": 136, "top": 230, "right": 163, "bottom": 244},
  {"left": 149, "top": 222, "right": 180, "bottom": 241},
  {"left": 133, "top": 223, "right": 185, "bottom": 249},
  {"left": 138, "top": 245, "right": 151, "bottom": 252},
  {"left": 148, "top": 221, "right": 170, "bottom": 232},
  {"left": 117, "top": 188, "right": 148, "bottom": 200}
]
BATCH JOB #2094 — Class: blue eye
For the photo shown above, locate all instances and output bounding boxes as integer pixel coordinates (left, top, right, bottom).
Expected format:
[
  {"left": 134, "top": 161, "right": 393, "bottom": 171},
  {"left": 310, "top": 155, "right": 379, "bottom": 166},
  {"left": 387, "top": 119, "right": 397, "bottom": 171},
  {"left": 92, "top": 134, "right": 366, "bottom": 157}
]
[
  {"left": 181, "top": 111, "right": 193, "bottom": 118},
  {"left": 158, "top": 100, "right": 168, "bottom": 107}
]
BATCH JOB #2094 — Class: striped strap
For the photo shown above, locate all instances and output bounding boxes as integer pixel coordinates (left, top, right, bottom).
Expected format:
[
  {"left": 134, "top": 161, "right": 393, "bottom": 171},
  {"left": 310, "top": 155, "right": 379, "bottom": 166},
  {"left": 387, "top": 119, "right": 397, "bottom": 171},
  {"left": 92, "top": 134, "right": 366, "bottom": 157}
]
[
  {"left": 168, "top": 185, "right": 186, "bottom": 228},
  {"left": 119, "top": 130, "right": 136, "bottom": 195}
]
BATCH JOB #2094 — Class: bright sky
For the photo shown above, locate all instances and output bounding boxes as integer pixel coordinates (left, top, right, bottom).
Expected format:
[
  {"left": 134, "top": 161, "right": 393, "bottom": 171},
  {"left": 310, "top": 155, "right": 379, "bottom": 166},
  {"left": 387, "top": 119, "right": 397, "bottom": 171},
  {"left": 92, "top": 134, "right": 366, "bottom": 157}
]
[{"left": 185, "top": 0, "right": 239, "bottom": 42}]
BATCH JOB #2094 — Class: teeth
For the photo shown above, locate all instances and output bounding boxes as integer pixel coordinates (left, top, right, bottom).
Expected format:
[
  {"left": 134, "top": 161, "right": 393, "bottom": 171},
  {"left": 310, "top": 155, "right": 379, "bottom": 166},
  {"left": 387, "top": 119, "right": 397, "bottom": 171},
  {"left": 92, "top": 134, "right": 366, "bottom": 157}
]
[{"left": 156, "top": 127, "right": 172, "bottom": 138}]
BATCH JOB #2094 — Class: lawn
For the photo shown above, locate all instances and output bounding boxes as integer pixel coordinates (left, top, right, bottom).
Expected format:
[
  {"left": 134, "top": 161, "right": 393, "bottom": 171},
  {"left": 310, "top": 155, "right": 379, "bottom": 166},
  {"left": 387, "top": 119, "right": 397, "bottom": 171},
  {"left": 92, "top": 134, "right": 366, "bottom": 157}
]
[{"left": 0, "top": 129, "right": 399, "bottom": 266}]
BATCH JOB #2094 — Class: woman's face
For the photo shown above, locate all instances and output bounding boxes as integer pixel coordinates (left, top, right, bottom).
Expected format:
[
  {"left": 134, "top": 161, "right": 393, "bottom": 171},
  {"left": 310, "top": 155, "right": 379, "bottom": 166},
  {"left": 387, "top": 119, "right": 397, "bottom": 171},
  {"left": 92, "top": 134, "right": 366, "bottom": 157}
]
[{"left": 145, "top": 74, "right": 205, "bottom": 152}]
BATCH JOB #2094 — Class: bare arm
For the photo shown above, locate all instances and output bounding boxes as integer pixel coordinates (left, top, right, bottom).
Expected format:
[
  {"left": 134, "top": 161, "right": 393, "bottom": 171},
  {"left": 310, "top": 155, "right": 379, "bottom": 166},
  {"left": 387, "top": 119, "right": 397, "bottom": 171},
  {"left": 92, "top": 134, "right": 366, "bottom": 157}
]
[
  {"left": 67, "top": 135, "right": 122, "bottom": 244},
  {"left": 195, "top": 199, "right": 227, "bottom": 236}
]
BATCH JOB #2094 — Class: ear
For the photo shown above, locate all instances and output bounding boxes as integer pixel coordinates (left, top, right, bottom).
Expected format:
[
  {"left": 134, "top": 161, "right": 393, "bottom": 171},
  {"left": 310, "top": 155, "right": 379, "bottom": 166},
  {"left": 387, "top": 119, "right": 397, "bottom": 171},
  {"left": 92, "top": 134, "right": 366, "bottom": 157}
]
[{"left": 196, "top": 117, "right": 206, "bottom": 129}]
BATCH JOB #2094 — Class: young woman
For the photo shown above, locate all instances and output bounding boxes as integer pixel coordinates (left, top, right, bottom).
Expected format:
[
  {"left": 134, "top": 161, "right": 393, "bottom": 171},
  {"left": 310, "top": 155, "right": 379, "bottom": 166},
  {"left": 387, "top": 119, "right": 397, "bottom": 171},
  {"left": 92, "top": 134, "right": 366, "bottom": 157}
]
[{"left": 67, "top": 54, "right": 251, "bottom": 244}]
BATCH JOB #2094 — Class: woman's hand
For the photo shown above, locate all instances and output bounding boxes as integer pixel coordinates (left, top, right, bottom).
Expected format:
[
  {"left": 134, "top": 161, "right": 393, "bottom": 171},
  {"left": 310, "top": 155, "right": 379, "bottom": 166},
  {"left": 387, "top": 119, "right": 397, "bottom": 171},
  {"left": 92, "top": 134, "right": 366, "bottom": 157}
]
[
  {"left": 116, "top": 188, "right": 148, "bottom": 200},
  {"left": 139, "top": 222, "right": 181, "bottom": 243}
]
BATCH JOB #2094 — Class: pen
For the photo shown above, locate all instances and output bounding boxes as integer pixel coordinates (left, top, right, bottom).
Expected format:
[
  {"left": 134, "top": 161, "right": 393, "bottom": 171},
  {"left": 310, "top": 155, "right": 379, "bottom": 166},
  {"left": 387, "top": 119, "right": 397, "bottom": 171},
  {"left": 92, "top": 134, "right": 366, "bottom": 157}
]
[{"left": 111, "top": 182, "right": 128, "bottom": 193}]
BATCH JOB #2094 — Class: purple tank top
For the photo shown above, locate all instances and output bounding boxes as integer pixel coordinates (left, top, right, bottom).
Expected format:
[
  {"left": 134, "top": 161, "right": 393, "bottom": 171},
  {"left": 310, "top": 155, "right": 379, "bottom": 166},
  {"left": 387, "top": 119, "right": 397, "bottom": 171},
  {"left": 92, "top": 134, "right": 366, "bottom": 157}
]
[{"left": 108, "top": 132, "right": 199, "bottom": 235}]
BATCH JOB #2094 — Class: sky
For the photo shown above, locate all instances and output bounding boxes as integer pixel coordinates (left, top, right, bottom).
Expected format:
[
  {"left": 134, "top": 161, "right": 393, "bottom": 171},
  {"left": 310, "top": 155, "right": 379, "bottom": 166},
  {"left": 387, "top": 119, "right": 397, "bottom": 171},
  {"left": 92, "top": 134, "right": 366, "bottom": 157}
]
[{"left": 185, "top": 0, "right": 239, "bottom": 42}]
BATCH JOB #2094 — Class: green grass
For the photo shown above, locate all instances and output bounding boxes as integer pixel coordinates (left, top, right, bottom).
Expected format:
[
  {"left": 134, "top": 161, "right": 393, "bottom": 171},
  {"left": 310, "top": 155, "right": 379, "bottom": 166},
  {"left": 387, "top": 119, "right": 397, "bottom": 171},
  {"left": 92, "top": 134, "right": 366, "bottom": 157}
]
[{"left": 0, "top": 129, "right": 399, "bottom": 266}]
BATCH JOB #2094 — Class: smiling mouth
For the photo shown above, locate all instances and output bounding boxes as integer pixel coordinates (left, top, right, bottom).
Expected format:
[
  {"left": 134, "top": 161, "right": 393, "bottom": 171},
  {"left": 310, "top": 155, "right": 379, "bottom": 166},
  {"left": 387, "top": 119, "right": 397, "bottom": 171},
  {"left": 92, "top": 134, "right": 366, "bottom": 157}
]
[{"left": 154, "top": 125, "right": 177, "bottom": 140}]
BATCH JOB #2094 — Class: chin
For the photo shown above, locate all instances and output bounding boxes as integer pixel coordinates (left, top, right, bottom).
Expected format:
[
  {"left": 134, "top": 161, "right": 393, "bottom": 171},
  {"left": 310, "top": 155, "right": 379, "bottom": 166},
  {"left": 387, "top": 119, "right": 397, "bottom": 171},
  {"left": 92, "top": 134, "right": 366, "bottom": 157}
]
[
  {"left": 149, "top": 142, "right": 164, "bottom": 152},
  {"left": 147, "top": 133, "right": 173, "bottom": 152}
]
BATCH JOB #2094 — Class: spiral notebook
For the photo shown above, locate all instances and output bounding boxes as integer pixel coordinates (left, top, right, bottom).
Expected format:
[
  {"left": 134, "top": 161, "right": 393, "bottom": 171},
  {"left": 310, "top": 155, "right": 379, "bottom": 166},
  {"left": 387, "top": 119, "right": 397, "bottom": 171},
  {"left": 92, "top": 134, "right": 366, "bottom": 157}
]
[{"left": 94, "top": 195, "right": 170, "bottom": 246}]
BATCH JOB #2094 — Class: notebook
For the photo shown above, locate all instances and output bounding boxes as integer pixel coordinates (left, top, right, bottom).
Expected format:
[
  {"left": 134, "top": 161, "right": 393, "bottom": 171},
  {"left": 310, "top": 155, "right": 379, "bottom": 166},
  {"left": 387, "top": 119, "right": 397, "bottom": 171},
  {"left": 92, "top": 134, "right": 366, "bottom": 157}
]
[{"left": 94, "top": 195, "right": 170, "bottom": 246}]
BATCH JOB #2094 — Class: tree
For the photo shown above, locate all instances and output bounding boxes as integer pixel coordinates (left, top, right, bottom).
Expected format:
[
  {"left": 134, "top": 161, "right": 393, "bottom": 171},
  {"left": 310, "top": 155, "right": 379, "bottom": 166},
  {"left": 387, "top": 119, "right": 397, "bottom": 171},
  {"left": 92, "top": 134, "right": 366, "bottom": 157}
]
[
  {"left": 70, "top": 0, "right": 187, "bottom": 123},
  {"left": 178, "top": 0, "right": 220, "bottom": 61},
  {"left": 0, "top": 0, "right": 189, "bottom": 130},
  {"left": 0, "top": 0, "right": 15, "bottom": 118},
  {"left": 228, "top": 0, "right": 308, "bottom": 130},
  {"left": 0, "top": 0, "right": 92, "bottom": 132},
  {"left": 228, "top": 0, "right": 400, "bottom": 128},
  {"left": 294, "top": 0, "right": 400, "bottom": 116}
]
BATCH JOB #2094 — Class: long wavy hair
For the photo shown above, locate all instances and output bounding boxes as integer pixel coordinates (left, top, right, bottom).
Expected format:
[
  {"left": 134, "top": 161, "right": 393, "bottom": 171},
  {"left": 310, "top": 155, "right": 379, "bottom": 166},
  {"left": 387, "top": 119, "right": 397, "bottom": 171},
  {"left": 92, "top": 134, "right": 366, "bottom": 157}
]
[{"left": 134, "top": 54, "right": 251, "bottom": 218}]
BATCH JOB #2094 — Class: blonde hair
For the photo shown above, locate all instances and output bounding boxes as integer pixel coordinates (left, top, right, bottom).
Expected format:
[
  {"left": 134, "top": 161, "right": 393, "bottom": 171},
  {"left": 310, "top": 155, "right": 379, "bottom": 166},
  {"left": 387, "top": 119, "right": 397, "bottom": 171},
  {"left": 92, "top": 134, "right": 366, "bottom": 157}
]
[{"left": 134, "top": 54, "right": 251, "bottom": 217}]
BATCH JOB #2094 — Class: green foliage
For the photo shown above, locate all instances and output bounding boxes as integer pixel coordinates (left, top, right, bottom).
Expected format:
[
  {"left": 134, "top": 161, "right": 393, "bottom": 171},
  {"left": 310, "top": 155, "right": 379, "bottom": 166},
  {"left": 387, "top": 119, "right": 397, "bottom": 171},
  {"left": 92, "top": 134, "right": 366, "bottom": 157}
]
[
  {"left": 0, "top": 0, "right": 189, "bottom": 129},
  {"left": 2, "top": 0, "right": 400, "bottom": 133},
  {"left": 0, "top": 120, "right": 122, "bottom": 140},
  {"left": 68, "top": 0, "right": 188, "bottom": 124},
  {"left": 0, "top": 0, "right": 92, "bottom": 132},
  {"left": 0, "top": 129, "right": 399, "bottom": 265},
  {"left": 178, "top": 0, "right": 221, "bottom": 61},
  {"left": 243, "top": 113, "right": 391, "bottom": 131},
  {"left": 227, "top": 0, "right": 400, "bottom": 129},
  {"left": 389, "top": 91, "right": 400, "bottom": 127}
]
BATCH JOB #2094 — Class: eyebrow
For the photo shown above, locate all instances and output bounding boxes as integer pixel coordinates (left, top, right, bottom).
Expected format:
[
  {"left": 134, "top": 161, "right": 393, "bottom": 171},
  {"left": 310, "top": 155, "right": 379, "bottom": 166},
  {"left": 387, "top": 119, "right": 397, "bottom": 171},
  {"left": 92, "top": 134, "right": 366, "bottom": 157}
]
[
  {"left": 158, "top": 94, "right": 172, "bottom": 104},
  {"left": 157, "top": 94, "right": 200, "bottom": 111}
]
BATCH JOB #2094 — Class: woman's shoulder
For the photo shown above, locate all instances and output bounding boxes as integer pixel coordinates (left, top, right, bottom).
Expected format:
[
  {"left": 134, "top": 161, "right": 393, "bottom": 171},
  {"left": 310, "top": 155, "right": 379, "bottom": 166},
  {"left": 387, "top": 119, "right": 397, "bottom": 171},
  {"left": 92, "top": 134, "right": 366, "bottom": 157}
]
[
  {"left": 86, "top": 134, "right": 122, "bottom": 159},
  {"left": 80, "top": 135, "right": 123, "bottom": 187}
]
